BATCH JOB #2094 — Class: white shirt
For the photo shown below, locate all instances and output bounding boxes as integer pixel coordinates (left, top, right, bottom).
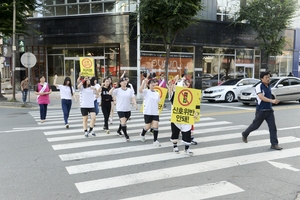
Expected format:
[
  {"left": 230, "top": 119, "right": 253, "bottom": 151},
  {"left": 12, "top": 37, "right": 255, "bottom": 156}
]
[
  {"left": 142, "top": 89, "right": 160, "bottom": 115},
  {"left": 94, "top": 83, "right": 101, "bottom": 102},
  {"left": 57, "top": 85, "right": 75, "bottom": 100},
  {"left": 113, "top": 88, "right": 135, "bottom": 111},
  {"left": 80, "top": 87, "right": 95, "bottom": 108}
]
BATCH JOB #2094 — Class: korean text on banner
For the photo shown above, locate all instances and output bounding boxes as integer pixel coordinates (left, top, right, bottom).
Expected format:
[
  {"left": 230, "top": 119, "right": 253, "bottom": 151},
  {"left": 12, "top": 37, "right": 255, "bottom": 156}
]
[
  {"left": 171, "top": 87, "right": 201, "bottom": 124},
  {"left": 80, "top": 57, "right": 95, "bottom": 77}
]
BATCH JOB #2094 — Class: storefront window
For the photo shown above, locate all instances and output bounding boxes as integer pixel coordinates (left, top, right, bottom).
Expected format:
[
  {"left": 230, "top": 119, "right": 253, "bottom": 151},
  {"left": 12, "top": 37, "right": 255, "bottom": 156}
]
[{"left": 268, "top": 51, "right": 293, "bottom": 77}]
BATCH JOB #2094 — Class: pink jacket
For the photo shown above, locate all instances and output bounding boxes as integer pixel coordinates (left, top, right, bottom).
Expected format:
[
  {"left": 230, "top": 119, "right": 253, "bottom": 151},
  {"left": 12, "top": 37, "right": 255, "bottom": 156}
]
[{"left": 37, "top": 83, "right": 50, "bottom": 104}]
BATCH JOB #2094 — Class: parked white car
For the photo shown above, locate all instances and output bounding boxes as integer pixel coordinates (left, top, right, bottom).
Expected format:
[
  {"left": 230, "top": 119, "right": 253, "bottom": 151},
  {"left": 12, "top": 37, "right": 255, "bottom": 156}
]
[
  {"left": 202, "top": 78, "right": 260, "bottom": 103},
  {"left": 238, "top": 77, "right": 300, "bottom": 105}
]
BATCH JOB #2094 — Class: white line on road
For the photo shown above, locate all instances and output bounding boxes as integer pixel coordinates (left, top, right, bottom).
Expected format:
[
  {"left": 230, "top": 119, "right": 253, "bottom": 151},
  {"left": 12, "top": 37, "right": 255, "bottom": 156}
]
[
  {"left": 120, "top": 181, "right": 244, "bottom": 200},
  {"left": 66, "top": 136, "right": 300, "bottom": 174},
  {"left": 75, "top": 146, "right": 300, "bottom": 193},
  {"left": 201, "top": 103, "right": 255, "bottom": 110},
  {"left": 59, "top": 129, "right": 267, "bottom": 161}
]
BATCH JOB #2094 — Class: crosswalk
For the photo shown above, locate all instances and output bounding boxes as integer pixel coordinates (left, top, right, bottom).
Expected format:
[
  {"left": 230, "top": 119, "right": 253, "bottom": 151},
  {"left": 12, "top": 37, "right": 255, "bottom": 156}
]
[{"left": 26, "top": 108, "right": 300, "bottom": 199}]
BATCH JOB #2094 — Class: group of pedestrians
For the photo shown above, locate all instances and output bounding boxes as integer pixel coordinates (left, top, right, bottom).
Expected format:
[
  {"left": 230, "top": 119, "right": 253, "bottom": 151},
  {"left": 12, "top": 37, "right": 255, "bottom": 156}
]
[{"left": 30, "top": 70, "right": 282, "bottom": 158}]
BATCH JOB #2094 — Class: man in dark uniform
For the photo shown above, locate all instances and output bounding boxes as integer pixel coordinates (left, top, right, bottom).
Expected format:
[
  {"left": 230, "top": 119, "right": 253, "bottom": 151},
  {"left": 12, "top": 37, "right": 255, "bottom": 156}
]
[{"left": 242, "top": 71, "right": 282, "bottom": 150}]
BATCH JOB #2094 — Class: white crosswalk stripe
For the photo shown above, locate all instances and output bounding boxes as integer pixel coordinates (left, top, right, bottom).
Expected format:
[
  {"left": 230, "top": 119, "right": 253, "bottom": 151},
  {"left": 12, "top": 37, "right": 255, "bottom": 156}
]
[{"left": 26, "top": 108, "right": 300, "bottom": 199}]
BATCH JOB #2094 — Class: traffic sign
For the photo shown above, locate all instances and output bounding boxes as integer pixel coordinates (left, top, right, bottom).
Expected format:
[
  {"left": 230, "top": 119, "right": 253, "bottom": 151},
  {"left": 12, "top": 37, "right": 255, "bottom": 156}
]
[{"left": 21, "top": 52, "right": 36, "bottom": 68}]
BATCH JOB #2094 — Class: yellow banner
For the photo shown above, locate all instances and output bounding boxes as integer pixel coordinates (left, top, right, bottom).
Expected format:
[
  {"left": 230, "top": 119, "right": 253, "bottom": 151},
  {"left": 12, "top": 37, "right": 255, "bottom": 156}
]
[
  {"left": 140, "top": 86, "right": 168, "bottom": 115},
  {"left": 171, "top": 87, "right": 201, "bottom": 125},
  {"left": 80, "top": 57, "right": 95, "bottom": 77}
]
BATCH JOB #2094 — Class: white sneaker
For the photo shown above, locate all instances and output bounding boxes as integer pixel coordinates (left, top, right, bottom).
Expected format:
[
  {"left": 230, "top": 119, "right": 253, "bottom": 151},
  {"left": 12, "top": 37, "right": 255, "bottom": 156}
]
[
  {"left": 105, "top": 129, "right": 110, "bottom": 134},
  {"left": 184, "top": 148, "right": 194, "bottom": 156},
  {"left": 84, "top": 131, "right": 89, "bottom": 138},
  {"left": 89, "top": 131, "right": 96, "bottom": 137},
  {"left": 140, "top": 134, "right": 146, "bottom": 142},
  {"left": 109, "top": 118, "right": 113, "bottom": 124},
  {"left": 173, "top": 147, "right": 179, "bottom": 153},
  {"left": 153, "top": 140, "right": 161, "bottom": 147}
]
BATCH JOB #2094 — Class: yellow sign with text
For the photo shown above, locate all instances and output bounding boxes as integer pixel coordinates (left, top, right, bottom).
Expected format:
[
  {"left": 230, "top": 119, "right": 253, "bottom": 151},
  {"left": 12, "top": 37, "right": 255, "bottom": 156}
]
[
  {"left": 80, "top": 57, "right": 95, "bottom": 77},
  {"left": 171, "top": 87, "right": 201, "bottom": 124},
  {"left": 140, "top": 86, "right": 168, "bottom": 115}
]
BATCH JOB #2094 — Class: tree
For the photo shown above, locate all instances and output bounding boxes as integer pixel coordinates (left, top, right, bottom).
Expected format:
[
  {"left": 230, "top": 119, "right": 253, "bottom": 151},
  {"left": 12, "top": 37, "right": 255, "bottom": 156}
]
[
  {"left": 0, "top": 0, "right": 37, "bottom": 37},
  {"left": 138, "top": 0, "right": 203, "bottom": 81},
  {"left": 234, "top": 0, "right": 298, "bottom": 69}
]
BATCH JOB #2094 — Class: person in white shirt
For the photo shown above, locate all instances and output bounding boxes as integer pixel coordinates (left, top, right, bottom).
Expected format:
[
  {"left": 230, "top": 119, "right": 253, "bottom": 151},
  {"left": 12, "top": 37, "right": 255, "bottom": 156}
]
[
  {"left": 110, "top": 77, "right": 138, "bottom": 141},
  {"left": 53, "top": 75, "right": 76, "bottom": 128},
  {"left": 90, "top": 77, "right": 101, "bottom": 116},
  {"left": 168, "top": 76, "right": 194, "bottom": 156},
  {"left": 139, "top": 76, "right": 161, "bottom": 146},
  {"left": 78, "top": 78, "right": 98, "bottom": 138}
]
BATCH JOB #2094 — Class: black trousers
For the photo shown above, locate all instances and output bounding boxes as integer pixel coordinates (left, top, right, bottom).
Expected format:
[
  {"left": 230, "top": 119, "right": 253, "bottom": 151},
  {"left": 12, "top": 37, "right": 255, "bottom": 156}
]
[
  {"left": 170, "top": 123, "right": 191, "bottom": 144},
  {"left": 101, "top": 103, "right": 111, "bottom": 129},
  {"left": 242, "top": 110, "right": 278, "bottom": 145}
]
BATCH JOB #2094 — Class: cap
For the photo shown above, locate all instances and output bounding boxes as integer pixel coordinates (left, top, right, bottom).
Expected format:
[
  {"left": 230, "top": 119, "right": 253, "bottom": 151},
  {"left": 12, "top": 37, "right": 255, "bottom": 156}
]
[{"left": 118, "top": 77, "right": 127, "bottom": 84}]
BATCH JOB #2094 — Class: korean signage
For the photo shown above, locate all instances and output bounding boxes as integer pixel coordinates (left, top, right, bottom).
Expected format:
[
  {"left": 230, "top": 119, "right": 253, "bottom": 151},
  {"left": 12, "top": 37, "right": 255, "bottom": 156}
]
[
  {"left": 80, "top": 57, "right": 95, "bottom": 77},
  {"left": 171, "top": 87, "right": 201, "bottom": 125},
  {"left": 140, "top": 52, "right": 194, "bottom": 81}
]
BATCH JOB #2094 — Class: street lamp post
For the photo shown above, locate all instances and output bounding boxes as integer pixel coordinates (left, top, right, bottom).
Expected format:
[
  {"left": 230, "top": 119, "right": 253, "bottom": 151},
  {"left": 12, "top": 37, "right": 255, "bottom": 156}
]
[{"left": 11, "top": 0, "right": 16, "bottom": 101}]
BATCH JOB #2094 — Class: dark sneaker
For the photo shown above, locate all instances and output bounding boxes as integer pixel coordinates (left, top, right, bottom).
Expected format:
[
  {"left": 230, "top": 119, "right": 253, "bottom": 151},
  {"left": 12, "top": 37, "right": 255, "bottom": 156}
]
[
  {"left": 117, "top": 131, "right": 123, "bottom": 137},
  {"left": 66, "top": 124, "right": 69, "bottom": 129},
  {"left": 242, "top": 134, "right": 248, "bottom": 143},
  {"left": 191, "top": 140, "right": 197, "bottom": 145},
  {"left": 270, "top": 145, "right": 282, "bottom": 150}
]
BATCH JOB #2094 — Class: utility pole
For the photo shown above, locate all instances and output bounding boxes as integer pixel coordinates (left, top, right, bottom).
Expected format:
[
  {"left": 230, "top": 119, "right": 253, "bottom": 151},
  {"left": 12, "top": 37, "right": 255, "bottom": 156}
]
[{"left": 11, "top": 0, "right": 16, "bottom": 101}]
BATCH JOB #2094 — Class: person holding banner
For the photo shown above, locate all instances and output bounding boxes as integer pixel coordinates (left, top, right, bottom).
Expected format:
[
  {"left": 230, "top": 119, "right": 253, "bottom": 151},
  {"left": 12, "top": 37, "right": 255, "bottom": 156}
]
[
  {"left": 110, "top": 77, "right": 138, "bottom": 141},
  {"left": 35, "top": 75, "right": 52, "bottom": 123},
  {"left": 78, "top": 78, "right": 98, "bottom": 138},
  {"left": 139, "top": 76, "right": 161, "bottom": 147},
  {"left": 168, "top": 76, "right": 194, "bottom": 156}
]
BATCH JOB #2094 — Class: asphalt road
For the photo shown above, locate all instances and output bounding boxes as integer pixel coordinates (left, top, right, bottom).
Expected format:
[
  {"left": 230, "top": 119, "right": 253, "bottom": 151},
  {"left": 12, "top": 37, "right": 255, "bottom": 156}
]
[{"left": 0, "top": 99, "right": 300, "bottom": 200}]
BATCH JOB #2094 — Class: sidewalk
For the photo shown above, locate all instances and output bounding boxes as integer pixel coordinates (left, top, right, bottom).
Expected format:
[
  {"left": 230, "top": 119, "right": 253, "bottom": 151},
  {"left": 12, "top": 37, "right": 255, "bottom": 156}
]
[{"left": 0, "top": 91, "right": 152, "bottom": 109}]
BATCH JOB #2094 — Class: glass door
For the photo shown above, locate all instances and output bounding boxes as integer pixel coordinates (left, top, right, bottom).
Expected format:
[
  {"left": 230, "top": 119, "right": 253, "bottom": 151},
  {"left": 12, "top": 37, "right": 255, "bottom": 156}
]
[{"left": 235, "top": 64, "right": 254, "bottom": 78}]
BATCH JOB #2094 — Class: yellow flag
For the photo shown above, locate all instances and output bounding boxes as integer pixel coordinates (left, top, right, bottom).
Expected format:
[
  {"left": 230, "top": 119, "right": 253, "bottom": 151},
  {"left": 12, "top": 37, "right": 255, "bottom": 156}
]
[
  {"left": 80, "top": 57, "right": 95, "bottom": 77},
  {"left": 171, "top": 87, "right": 201, "bottom": 124}
]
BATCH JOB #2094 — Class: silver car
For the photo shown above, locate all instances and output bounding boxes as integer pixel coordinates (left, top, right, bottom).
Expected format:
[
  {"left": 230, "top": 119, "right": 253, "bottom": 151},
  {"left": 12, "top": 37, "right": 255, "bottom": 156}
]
[{"left": 238, "top": 77, "right": 300, "bottom": 105}]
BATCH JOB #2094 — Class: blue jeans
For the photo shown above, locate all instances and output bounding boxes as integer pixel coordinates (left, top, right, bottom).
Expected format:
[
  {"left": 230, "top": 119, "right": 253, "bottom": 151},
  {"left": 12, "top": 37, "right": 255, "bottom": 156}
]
[
  {"left": 61, "top": 99, "right": 72, "bottom": 124},
  {"left": 94, "top": 100, "right": 99, "bottom": 115},
  {"left": 39, "top": 104, "right": 48, "bottom": 120},
  {"left": 242, "top": 110, "right": 278, "bottom": 145},
  {"left": 22, "top": 89, "right": 28, "bottom": 103}
]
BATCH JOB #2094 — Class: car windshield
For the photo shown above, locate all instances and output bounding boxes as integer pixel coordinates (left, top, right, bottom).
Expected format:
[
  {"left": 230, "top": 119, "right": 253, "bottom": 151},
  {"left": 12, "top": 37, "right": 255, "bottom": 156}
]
[{"left": 220, "top": 79, "right": 241, "bottom": 85}]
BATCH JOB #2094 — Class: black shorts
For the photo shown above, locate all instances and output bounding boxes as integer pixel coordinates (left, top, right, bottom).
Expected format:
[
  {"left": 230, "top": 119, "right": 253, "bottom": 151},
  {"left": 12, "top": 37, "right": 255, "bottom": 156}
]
[
  {"left": 81, "top": 108, "right": 95, "bottom": 116},
  {"left": 117, "top": 111, "right": 131, "bottom": 119},
  {"left": 144, "top": 115, "right": 159, "bottom": 124}
]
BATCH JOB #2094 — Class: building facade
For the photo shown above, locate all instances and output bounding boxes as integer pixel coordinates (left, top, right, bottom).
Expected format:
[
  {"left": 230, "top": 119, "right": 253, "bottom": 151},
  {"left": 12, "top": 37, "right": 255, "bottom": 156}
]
[{"left": 1, "top": 0, "right": 298, "bottom": 92}]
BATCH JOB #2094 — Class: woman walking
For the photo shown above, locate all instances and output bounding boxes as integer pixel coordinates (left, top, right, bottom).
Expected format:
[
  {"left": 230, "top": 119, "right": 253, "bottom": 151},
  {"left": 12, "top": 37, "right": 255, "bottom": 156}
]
[
  {"left": 53, "top": 75, "right": 76, "bottom": 128},
  {"left": 35, "top": 75, "right": 52, "bottom": 123},
  {"left": 139, "top": 76, "right": 161, "bottom": 146},
  {"left": 107, "top": 76, "right": 114, "bottom": 124},
  {"left": 110, "top": 77, "right": 138, "bottom": 141},
  {"left": 90, "top": 77, "right": 101, "bottom": 116},
  {"left": 168, "top": 76, "right": 194, "bottom": 156},
  {"left": 100, "top": 78, "right": 113, "bottom": 134},
  {"left": 78, "top": 78, "right": 97, "bottom": 137}
]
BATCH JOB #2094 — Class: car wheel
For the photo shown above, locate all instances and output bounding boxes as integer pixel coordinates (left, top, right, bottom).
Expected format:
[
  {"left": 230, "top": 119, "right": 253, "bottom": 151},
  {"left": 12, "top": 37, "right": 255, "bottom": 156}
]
[
  {"left": 225, "top": 92, "right": 234, "bottom": 103},
  {"left": 208, "top": 100, "right": 215, "bottom": 102},
  {"left": 242, "top": 103, "right": 250, "bottom": 105}
]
